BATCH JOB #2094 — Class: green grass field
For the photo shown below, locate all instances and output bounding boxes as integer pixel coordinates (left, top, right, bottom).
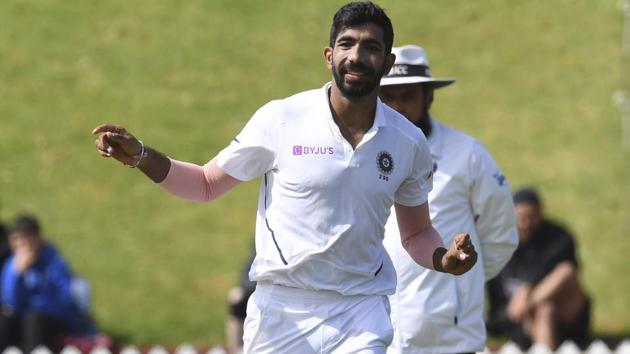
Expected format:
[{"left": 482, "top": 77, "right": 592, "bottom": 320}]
[{"left": 1, "top": 0, "right": 628, "bottom": 347}]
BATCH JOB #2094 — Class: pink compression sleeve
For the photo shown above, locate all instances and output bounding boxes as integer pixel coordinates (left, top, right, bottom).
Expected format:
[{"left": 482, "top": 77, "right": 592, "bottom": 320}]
[
  {"left": 158, "top": 158, "right": 242, "bottom": 202},
  {"left": 395, "top": 202, "right": 445, "bottom": 270}
]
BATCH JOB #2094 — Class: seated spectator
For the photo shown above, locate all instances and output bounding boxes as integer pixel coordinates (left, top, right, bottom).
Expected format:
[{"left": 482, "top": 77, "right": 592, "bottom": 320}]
[
  {"left": 487, "top": 188, "right": 590, "bottom": 350},
  {"left": 225, "top": 244, "right": 256, "bottom": 354},
  {"left": 0, "top": 214, "right": 98, "bottom": 353}
]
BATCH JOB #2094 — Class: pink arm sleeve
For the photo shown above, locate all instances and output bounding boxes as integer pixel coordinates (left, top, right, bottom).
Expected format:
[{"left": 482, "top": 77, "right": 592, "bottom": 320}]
[
  {"left": 158, "top": 158, "right": 242, "bottom": 202},
  {"left": 394, "top": 202, "right": 445, "bottom": 270}
]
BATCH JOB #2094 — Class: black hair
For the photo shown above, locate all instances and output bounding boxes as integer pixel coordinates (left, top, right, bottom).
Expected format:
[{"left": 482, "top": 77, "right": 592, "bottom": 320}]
[
  {"left": 10, "top": 214, "right": 41, "bottom": 236},
  {"left": 513, "top": 187, "right": 541, "bottom": 207},
  {"left": 329, "top": 1, "right": 394, "bottom": 54}
]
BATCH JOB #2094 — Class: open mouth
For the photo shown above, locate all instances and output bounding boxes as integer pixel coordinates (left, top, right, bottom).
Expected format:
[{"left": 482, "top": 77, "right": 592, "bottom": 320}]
[{"left": 342, "top": 62, "right": 372, "bottom": 80}]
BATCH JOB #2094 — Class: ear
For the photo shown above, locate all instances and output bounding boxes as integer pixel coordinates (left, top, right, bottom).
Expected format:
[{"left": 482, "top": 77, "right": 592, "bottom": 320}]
[
  {"left": 384, "top": 53, "right": 396, "bottom": 74},
  {"left": 324, "top": 47, "right": 333, "bottom": 69}
]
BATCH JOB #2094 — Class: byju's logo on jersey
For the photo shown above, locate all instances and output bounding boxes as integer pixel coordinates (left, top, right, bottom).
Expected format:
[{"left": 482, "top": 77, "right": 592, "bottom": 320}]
[
  {"left": 292, "top": 145, "right": 334, "bottom": 156},
  {"left": 376, "top": 150, "right": 394, "bottom": 181}
]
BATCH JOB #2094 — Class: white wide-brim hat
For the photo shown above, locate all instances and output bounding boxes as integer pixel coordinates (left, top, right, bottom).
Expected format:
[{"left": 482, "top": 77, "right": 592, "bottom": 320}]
[{"left": 380, "top": 45, "right": 456, "bottom": 89}]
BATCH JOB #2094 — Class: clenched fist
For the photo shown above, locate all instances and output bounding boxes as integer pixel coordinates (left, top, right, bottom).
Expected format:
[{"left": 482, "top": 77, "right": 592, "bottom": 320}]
[
  {"left": 440, "top": 233, "right": 477, "bottom": 275},
  {"left": 92, "top": 124, "right": 144, "bottom": 167}
]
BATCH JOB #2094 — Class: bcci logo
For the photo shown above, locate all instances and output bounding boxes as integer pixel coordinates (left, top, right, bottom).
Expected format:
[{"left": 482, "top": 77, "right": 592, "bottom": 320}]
[{"left": 376, "top": 151, "right": 394, "bottom": 181}]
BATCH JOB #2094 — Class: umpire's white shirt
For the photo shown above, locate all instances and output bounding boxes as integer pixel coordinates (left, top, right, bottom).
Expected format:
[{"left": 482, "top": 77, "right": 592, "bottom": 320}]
[
  {"left": 383, "top": 119, "right": 518, "bottom": 354},
  {"left": 217, "top": 83, "right": 433, "bottom": 296}
]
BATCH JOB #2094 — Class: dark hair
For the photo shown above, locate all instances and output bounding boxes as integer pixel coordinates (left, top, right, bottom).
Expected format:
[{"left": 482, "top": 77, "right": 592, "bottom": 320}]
[
  {"left": 10, "top": 214, "right": 41, "bottom": 236},
  {"left": 513, "top": 187, "right": 541, "bottom": 207},
  {"left": 329, "top": 1, "right": 394, "bottom": 54}
]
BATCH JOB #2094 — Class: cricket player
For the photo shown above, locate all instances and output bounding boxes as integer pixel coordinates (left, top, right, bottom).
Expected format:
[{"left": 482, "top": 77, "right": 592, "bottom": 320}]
[{"left": 92, "top": 3, "right": 477, "bottom": 353}]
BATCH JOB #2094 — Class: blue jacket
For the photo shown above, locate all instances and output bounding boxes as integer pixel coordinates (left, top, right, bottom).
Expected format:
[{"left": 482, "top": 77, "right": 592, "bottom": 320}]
[{"left": 1, "top": 243, "right": 94, "bottom": 335}]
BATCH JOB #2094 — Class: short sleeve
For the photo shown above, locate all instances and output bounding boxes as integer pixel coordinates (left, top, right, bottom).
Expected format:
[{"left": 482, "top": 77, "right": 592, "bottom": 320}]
[
  {"left": 395, "top": 138, "right": 433, "bottom": 206},
  {"left": 216, "top": 101, "right": 281, "bottom": 181},
  {"left": 554, "top": 232, "right": 578, "bottom": 268},
  {"left": 530, "top": 226, "right": 578, "bottom": 284}
]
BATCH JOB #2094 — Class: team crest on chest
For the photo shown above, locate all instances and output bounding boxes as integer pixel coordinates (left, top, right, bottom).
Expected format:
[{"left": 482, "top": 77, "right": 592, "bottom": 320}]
[{"left": 376, "top": 150, "right": 394, "bottom": 181}]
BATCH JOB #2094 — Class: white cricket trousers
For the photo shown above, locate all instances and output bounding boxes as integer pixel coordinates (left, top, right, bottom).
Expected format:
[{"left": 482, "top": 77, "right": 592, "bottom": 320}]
[{"left": 243, "top": 282, "right": 394, "bottom": 354}]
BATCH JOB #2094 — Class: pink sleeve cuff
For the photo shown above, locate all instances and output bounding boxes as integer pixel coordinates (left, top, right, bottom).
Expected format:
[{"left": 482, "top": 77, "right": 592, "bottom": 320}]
[
  {"left": 159, "top": 158, "right": 241, "bottom": 202},
  {"left": 395, "top": 203, "right": 444, "bottom": 270}
]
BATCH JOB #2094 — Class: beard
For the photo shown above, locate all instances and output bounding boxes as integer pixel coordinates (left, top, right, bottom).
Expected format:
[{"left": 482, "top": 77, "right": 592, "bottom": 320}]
[
  {"left": 332, "top": 59, "right": 387, "bottom": 98},
  {"left": 413, "top": 109, "right": 432, "bottom": 137}
]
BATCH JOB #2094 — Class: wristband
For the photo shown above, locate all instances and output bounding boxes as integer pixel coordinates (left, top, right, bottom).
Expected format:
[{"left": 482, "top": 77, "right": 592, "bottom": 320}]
[{"left": 127, "top": 140, "right": 146, "bottom": 168}]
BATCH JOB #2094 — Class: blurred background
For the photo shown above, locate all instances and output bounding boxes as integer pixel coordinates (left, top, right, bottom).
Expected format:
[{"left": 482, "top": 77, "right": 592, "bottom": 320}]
[{"left": 0, "top": 0, "right": 628, "bottom": 348}]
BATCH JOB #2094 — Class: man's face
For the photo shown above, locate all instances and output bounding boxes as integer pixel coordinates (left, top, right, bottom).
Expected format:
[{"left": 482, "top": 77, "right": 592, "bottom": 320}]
[
  {"left": 515, "top": 203, "right": 543, "bottom": 243},
  {"left": 379, "top": 83, "right": 433, "bottom": 125},
  {"left": 9, "top": 231, "right": 42, "bottom": 254},
  {"left": 325, "top": 23, "right": 394, "bottom": 98}
]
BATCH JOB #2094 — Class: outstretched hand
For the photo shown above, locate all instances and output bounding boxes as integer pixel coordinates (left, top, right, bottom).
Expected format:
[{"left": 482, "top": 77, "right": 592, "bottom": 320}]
[
  {"left": 92, "top": 124, "right": 143, "bottom": 166},
  {"left": 441, "top": 233, "right": 477, "bottom": 275}
]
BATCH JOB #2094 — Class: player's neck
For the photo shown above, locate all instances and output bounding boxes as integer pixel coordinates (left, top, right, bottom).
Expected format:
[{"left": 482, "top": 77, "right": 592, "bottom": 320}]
[{"left": 328, "top": 85, "right": 377, "bottom": 135}]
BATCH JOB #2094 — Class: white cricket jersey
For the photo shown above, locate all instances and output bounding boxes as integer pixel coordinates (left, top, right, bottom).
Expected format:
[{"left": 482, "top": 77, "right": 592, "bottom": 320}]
[
  {"left": 383, "top": 119, "right": 518, "bottom": 353},
  {"left": 216, "top": 83, "right": 433, "bottom": 296}
]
